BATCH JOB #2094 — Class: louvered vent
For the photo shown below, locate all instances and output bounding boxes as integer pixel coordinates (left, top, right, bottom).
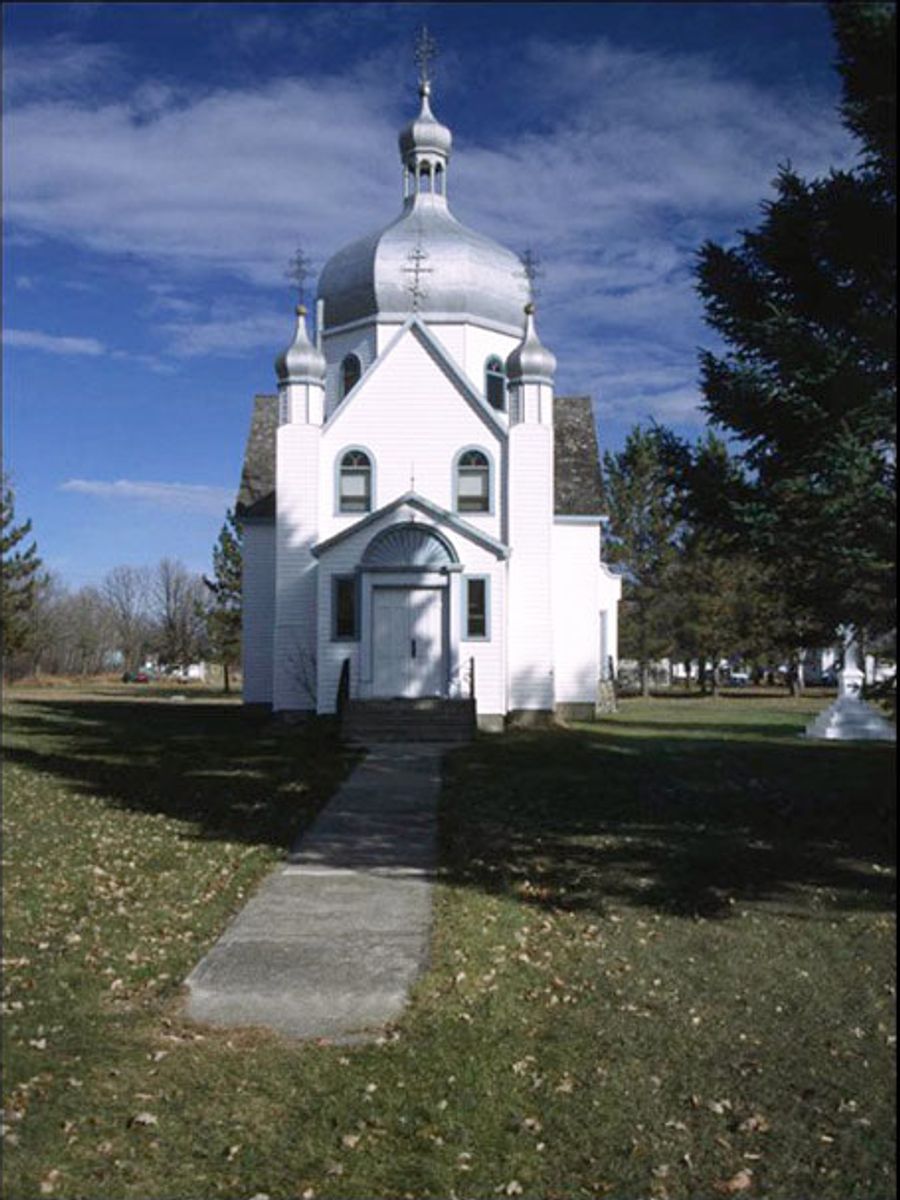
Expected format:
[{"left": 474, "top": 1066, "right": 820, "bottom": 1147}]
[{"left": 362, "top": 523, "right": 456, "bottom": 568}]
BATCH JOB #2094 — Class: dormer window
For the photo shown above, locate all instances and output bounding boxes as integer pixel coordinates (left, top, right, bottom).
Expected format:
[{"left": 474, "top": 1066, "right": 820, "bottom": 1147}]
[
  {"left": 456, "top": 449, "right": 490, "bottom": 514},
  {"left": 485, "top": 356, "right": 506, "bottom": 411},
  {"left": 338, "top": 449, "right": 372, "bottom": 513},
  {"left": 340, "top": 354, "right": 361, "bottom": 398}
]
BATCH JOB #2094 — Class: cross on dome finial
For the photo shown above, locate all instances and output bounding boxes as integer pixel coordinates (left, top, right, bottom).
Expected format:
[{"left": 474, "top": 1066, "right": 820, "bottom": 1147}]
[
  {"left": 518, "top": 247, "right": 544, "bottom": 305},
  {"left": 402, "top": 241, "right": 433, "bottom": 310},
  {"left": 414, "top": 25, "right": 438, "bottom": 91},
  {"left": 285, "top": 245, "right": 314, "bottom": 308}
]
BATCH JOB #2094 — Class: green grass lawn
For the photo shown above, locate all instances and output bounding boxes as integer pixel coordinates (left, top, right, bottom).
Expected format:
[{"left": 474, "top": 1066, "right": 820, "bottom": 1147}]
[{"left": 2, "top": 691, "right": 895, "bottom": 1199}]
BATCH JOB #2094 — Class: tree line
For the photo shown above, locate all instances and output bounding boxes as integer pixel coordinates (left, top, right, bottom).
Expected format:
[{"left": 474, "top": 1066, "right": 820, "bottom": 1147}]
[
  {"left": 2, "top": 486, "right": 242, "bottom": 690},
  {"left": 603, "top": 3, "right": 895, "bottom": 696}
]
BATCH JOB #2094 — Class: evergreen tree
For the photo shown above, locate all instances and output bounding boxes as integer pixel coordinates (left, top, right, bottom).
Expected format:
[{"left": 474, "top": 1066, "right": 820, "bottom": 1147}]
[
  {"left": 694, "top": 1, "right": 896, "bottom": 643},
  {"left": 602, "top": 426, "right": 683, "bottom": 695},
  {"left": 203, "top": 510, "right": 242, "bottom": 694},
  {"left": 1, "top": 476, "right": 41, "bottom": 667}
]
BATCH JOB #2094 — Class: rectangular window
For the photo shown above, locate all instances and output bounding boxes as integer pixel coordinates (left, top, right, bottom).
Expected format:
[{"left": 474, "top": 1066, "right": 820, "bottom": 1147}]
[
  {"left": 333, "top": 575, "right": 358, "bottom": 640},
  {"left": 464, "top": 576, "right": 489, "bottom": 639},
  {"left": 339, "top": 470, "right": 370, "bottom": 513},
  {"left": 457, "top": 470, "right": 489, "bottom": 512}
]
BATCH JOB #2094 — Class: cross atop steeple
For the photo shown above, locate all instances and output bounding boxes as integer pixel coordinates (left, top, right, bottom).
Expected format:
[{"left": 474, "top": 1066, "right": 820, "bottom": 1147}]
[
  {"left": 518, "top": 247, "right": 544, "bottom": 304},
  {"left": 414, "top": 25, "right": 438, "bottom": 89},
  {"left": 285, "top": 246, "right": 314, "bottom": 308}
]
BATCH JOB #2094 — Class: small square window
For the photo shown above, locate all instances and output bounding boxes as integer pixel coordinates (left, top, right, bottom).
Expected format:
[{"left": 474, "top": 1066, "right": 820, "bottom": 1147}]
[
  {"left": 465, "top": 577, "right": 488, "bottom": 639},
  {"left": 333, "top": 576, "right": 358, "bottom": 640}
]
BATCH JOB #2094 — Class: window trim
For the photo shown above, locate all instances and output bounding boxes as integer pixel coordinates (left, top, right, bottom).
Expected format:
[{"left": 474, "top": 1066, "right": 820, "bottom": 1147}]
[
  {"left": 340, "top": 353, "right": 362, "bottom": 399},
  {"left": 452, "top": 445, "right": 494, "bottom": 516},
  {"left": 331, "top": 573, "right": 360, "bottom": 642},
  {"left": 461, "top": 574, "right": 491, "bottom": 641},
  {"left": 335, "top": 445, "right": 375, "bottom": 516}
]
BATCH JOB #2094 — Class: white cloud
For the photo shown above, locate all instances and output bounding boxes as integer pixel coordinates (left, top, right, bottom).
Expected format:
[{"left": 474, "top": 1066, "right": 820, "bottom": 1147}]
[
  {"left": 60, "top": 478, "right": 233, "bottom": 514},
  {"left": 161, "top": 311, "right": 291, "bottom": 358},
  {"left": 4, "top": 327, "right": 105, "bottom": 356},
  {"left": 3, "top": 27, "right": 856, "bottom": 421},
  {"left": 1, "top": 34, "right": 123, "bottom": 103}
]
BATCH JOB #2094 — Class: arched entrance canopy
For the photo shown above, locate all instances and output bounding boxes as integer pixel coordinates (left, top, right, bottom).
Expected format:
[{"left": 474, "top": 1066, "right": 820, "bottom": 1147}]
[{"left": 362, "top": 522, "right": 458, "bottom": 570}]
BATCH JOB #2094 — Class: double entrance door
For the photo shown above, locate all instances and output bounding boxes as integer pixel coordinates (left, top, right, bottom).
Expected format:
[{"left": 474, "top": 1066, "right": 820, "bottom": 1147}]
[{"left": 372, "top": 586, "right": 444, "bottom": 698}]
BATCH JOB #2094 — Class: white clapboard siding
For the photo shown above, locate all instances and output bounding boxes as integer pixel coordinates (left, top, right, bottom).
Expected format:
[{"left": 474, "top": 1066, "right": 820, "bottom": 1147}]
[
  {"left": 506, "top": 422, "right": 555, "bottom": 710},
  {"left": 323, "top": 326, "right": 378, "bottom": 417},
  {"left": 273, "top": 424, "right": 321, "bottom": 711},
  {"left": 552, "top": 522, "right": 601, "bottom": 703},
  {"left": 320, "top": 324, "right": 504, "bottom": 542}
]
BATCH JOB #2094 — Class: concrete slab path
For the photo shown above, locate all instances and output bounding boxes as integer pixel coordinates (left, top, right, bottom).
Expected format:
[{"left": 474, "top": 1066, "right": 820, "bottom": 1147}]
[{"left": 184, "top": 744, "right": 444, "bottom": 1041}]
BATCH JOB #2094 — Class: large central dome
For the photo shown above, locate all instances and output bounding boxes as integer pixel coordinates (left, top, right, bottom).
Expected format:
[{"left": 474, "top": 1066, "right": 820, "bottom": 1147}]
[{"left": 317, "top": 82, "right": 528, "bottom": 336}]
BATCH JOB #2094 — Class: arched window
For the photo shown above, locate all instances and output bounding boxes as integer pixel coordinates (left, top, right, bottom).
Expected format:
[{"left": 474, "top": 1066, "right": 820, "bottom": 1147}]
[
  {"left": 434, "top": 163, "right": 444, "bottom": 196},
  {"left": 340, "top": 353, "right": 361, "bottom": 398},
  {"left": 418, "top": 162, "right": 431, "bottom": 193},
  {"left": 338, "top": 449, "right": 372, "bottom": 513},
  {"left": 485, "top": 356, "right": 506, "bottom": 411},
  {"left": 456, "top": 449, "right": 491, "bottom": 514}
]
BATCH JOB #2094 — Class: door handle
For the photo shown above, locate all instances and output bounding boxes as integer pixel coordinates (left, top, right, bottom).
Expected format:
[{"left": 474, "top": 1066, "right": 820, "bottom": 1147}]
[{"left": 411, "top": 639, "right": 417, "bottom": 658}]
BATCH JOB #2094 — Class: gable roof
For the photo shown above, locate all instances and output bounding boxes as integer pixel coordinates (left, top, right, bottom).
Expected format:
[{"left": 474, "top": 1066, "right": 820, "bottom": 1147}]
[
  {"left": 235, "top": 393, "right": 604, "bottom": 520},
  {"left": 311, "top": 491, "right": 510, "bottom": 560},
  {"left": 326, "top": 316, "right": 504, "bottom": 437}
]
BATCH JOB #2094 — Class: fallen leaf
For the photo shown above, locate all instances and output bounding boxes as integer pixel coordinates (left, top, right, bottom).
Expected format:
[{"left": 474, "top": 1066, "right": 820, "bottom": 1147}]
[
  {"left": 128, "top": 1112, "right": 158, "bottom": 1128},
  {"left": 39, "top": 1169, "right": 61, "bottom": 1195},
  {"left": 713, "top": 1168, "right": 753, "bottom": 1194},
  {"left": 738, "top": 1114, "right": 771, "bottom": 1134}
]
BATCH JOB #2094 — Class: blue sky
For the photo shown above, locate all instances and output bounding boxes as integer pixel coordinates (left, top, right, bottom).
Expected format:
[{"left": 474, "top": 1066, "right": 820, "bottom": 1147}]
[{"left": 3, "top": 2, "right": 856, "bottom": 587}]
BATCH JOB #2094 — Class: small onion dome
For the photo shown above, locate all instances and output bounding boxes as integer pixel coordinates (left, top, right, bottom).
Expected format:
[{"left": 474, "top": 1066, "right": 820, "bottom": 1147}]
[
  {"left": 275, "top": 305, "right": 326, "bottom": 384},
  {"left": 398, "top": 81, "right": 452, "bottom": 161},
  {"left": 506, "top": 303, "right": 557, "bottom": 382}
]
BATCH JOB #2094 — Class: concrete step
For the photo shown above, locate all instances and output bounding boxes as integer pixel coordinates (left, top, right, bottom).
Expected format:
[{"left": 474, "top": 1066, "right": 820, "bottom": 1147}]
[{"left": 343, "top": 698, "right": 475, "bottom": 744}]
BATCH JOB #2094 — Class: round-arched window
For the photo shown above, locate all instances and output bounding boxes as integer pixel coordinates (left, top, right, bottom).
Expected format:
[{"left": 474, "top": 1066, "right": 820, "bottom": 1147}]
[
  {"left": 338, "top": 449, "right": 372, "bottom": 513},
  {"left": 456, "top": 449, "right": 490, "bottom": 513},
  {"left": 341, "top": 354, "right": 362, "bottom": 398},
  {"left": 485, "top": 356, "right": 506, "bottom": 411}
]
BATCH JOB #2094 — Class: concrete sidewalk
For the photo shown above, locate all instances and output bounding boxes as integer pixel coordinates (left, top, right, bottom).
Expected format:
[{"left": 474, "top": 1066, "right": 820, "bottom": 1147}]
[{"left": 184, "top": 744, "right": 444, "bottom": 1041}]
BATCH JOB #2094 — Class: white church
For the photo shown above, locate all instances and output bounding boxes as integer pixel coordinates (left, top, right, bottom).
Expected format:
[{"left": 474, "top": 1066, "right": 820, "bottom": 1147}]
[{"left": 237, "top": 59, "right": 621, "bottom": 732}]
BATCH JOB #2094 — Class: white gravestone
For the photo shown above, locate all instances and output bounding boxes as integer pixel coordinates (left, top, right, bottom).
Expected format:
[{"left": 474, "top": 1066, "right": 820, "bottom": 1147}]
[{"left": 804, "top": 630, "right": 895, "bottom": 742}]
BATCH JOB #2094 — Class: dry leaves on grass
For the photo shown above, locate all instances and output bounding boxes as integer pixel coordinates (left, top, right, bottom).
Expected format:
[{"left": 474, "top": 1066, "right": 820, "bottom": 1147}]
[{"left": 713, "top": 1168, "right": 753, "bottom": 1194}]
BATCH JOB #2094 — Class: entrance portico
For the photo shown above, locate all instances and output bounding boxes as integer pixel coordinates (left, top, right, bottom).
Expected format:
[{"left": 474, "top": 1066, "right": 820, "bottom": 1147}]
[{"left": 358, "top": 522, "right": 459, "bottom": 700}]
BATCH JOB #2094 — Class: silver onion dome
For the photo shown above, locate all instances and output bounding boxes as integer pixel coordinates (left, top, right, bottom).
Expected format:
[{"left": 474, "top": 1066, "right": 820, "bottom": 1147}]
[
  {"left": 506, "top": 304, "right": 557, "bottom": 382},
  {"left": 398, "top": 81, "right": 452, "bottom": 160},
  {"left": 275, "top": 305, "right": 326, "bottom": 384},
  {"left": 317, "top": 83, "right": 528, "bottom": 335}
]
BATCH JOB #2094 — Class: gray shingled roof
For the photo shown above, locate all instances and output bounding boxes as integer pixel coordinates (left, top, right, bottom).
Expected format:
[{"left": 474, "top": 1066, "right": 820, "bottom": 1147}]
[
  {"left": 235, "top": 393, "right": 603, "bottom": 519},
  {"left": 552, "top": 395, "right": 604, "bottom": 515},
  {"left": 236, "top": 394, "right": 278, "bottom": 519}
]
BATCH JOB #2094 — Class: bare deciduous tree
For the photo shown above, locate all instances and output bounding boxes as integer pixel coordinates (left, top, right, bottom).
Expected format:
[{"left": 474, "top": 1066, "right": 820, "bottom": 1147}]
[{"left": 102, "top": 565, "right": 152, "bottom": 672}]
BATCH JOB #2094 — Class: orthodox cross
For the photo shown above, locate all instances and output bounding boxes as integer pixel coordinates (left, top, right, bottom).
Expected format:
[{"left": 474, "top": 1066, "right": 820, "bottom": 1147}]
[
  {"left": 518, "top": 247, "right": 544, "bottom": 304},
  {"left": 285, "top": 246, "right": 314, "bottom": 308},
  {"left": 414, "top": 25, "right": 438, "bottom": 87},
  {"left": 403, "top": 242, "right": 432, "bottom": 310}
]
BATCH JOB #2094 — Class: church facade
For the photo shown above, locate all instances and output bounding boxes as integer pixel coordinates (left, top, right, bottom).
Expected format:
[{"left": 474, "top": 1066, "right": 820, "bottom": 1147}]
[{"left": 236, "top": 71, "right": 620, "bottom": 729}]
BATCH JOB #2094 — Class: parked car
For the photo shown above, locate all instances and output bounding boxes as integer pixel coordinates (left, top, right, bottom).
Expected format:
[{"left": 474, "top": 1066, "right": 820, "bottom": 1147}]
[
  {"left": 724, "top": 671, "right": 751, "bottom": 687},
  {"left": 122, "top": 671, "right": 150, "bottom": 683}
]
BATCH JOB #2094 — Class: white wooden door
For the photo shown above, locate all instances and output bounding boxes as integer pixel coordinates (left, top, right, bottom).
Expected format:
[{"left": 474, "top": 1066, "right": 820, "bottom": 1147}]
[{"left": 372, "top": 588, "right": 444, "bottom": 698}]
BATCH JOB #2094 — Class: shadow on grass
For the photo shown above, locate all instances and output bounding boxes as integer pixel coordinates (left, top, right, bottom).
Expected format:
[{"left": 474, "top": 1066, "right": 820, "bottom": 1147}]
[
  {"left": 441, "top": 717, "right": 896, "bottom": 922},
  {"left": 3, "top": 698, "right": 358, "bottom": 850}
]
